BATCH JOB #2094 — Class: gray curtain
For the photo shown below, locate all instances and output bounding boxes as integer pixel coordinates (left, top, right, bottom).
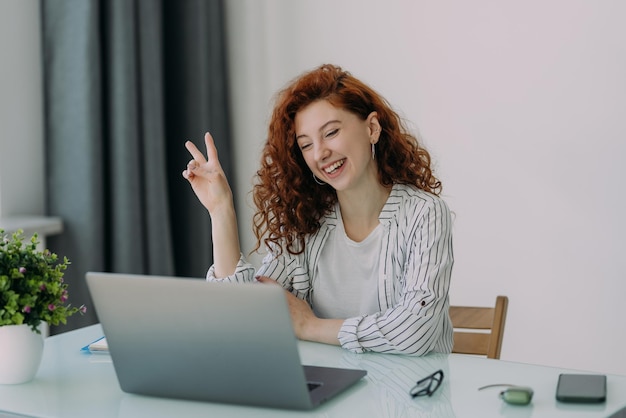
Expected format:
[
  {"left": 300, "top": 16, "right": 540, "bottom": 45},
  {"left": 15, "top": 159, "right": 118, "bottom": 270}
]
[{"left": 40, "top": 0, "right": 233, "bottom": 332}]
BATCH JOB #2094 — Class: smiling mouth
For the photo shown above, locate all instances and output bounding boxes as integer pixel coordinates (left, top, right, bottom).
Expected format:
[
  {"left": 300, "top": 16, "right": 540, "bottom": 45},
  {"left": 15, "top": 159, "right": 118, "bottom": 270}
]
[{"left": 324, "top": 159, "right": 345, "bottom": 174}]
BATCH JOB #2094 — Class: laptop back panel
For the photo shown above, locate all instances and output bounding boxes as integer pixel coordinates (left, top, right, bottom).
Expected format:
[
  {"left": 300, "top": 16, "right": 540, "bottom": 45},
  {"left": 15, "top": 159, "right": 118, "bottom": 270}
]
[{"left": 86, "top": 273, "right": 315, "bottom": 409}]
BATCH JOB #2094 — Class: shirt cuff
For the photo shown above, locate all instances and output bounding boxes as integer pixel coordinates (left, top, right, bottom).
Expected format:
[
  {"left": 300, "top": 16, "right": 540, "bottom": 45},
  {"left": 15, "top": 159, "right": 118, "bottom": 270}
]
[
  {"left": 337, "top": 316, "right": 366, "bottom": 353},
  {"left": 205, "top": 253, "right": 255, "bottom": 283}
]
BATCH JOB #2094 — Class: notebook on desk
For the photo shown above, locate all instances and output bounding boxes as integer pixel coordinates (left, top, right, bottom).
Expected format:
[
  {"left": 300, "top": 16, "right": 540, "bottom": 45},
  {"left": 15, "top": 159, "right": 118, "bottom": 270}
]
[{"left": 85, "top": 272, "right": 367, "bottom": 410}]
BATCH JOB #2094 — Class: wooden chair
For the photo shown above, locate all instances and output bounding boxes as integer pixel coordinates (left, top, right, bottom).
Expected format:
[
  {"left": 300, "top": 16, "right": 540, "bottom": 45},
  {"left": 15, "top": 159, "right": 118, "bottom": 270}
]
[{"left": 449, "top": 295, "right": 508, "bottom": 359}]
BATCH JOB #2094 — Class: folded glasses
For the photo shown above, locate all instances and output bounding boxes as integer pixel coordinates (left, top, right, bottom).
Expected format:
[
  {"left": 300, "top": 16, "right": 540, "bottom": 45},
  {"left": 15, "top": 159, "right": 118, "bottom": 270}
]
[{"left": 410, "top": 369, "right": 444, "bottom": 398}]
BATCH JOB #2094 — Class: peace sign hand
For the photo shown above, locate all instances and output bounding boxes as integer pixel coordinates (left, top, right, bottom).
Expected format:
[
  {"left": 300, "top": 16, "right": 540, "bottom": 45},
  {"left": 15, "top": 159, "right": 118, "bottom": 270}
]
[{"left": 182, "top": 132, "right": 234, "bottom": 215}]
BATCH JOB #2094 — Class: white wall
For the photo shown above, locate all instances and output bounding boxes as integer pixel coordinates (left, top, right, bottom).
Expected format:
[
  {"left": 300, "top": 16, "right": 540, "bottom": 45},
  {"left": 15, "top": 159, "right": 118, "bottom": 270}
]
[
  {"left": 225, "top": 0, "right": 626, "bottom": 375},
  {"left": 0, "top": 0, "right": 45, "bottom": 218}
]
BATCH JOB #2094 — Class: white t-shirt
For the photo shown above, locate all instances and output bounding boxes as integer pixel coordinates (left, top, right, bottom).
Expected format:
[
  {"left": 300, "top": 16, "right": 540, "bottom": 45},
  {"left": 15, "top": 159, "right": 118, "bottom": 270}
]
[{"left": 312, "top": 207, "right": 383, "bottom": 319}]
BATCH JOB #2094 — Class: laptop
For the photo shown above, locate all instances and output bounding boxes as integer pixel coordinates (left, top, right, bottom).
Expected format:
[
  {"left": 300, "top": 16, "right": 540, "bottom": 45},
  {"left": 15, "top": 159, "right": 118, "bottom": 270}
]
[{"left": 85, "top": 272, "right": 367, "bottom": 410}]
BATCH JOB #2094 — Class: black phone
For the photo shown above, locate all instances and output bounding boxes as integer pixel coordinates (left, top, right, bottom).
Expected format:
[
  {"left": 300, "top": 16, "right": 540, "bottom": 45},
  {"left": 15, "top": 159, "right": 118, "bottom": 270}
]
[{"left": 556, "top": 373, "right": 607, "bottom": 403}]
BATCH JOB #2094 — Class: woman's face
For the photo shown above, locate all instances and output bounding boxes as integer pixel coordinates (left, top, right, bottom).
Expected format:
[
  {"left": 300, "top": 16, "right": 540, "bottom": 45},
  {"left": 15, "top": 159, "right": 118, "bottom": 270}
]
[{"left": 295, "top": 100, "right": 380, "bottom": 194}]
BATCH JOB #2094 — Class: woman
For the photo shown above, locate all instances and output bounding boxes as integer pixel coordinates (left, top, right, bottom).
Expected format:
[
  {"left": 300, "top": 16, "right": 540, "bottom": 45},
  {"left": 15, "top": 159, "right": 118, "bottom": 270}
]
[{"left": 182, "top": 64, "right": 453, "bottom": 355}]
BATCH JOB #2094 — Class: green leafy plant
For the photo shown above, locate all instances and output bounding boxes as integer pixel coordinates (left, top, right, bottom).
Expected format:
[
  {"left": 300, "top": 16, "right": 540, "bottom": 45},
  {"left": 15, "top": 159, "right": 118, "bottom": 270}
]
[{"left": 0, "top": 229, "right": 85, "bottom": 333}]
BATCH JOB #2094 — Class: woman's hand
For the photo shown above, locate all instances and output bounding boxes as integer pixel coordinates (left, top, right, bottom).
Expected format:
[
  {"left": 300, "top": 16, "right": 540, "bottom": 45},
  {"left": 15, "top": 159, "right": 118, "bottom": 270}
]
[
  {"left": 182, "top": 132, "right": 233, "bottom": 215},
  {"left": 256, "top": 276, "right": 342, "bottom": 346}
]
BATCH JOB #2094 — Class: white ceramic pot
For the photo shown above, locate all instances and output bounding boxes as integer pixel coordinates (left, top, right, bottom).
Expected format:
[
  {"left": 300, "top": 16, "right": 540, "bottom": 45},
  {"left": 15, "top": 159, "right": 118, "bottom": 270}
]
[{"left": 0, "top": 323, "right": 44, "bottom": 384}]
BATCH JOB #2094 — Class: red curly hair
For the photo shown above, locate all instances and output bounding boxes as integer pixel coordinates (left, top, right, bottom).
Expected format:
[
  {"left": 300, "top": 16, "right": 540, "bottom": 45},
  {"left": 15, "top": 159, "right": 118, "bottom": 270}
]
[{"left": 252, "top": 64, "right": 441, "bottom": 255}]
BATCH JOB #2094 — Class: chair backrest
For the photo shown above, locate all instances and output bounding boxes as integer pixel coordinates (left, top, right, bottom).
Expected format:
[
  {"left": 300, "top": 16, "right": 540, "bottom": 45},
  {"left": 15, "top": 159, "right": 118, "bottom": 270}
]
[{"left": 449, "top": 295, "right": 508, "bottom": 359}]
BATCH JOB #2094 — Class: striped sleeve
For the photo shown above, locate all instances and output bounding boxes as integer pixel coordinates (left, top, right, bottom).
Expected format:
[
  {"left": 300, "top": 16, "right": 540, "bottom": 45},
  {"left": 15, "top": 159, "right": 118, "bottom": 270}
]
[{"left": 205, "top": 242, "right": 314, "bottom": 299}]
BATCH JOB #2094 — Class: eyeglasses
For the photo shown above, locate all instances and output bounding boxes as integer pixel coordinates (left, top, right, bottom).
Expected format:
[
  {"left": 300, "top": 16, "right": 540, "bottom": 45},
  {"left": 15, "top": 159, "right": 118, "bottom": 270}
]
[{"left": 410, "top": 369, "right": 444, "bottom": 398}]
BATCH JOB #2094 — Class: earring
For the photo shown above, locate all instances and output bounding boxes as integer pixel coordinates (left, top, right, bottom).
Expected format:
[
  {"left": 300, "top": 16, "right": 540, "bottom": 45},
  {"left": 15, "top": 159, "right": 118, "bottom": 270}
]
[
  {"left": 313, "top": 173, "right": 326, "bottom": 185},
  {"left": 371, "top": 143, "right": 376, "bottom": 160}
]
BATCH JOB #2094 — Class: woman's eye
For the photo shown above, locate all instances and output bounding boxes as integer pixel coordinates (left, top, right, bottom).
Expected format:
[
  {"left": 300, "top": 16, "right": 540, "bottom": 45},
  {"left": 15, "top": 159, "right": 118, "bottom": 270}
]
[
  {"left": 325, "top": 129, "right": 339, "bottom": 138},
  {"left": 300, "top": 143, "right": 312, "bottom": 151}
]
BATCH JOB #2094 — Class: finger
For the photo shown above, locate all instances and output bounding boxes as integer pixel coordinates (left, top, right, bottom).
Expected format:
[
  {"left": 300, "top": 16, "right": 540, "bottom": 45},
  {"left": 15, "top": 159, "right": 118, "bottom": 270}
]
[
  {"left": 256, "top": 276, "right": 279, "bottom": 285},
  {"left": 185, "top": 140, "right": 207, "bottom": 163},
  {"left": 182, "top": 159, "right": 197, "bottom": 179},
  {"left": 204, "top": 132, "right": 220, "bottom": 163},
  {"left": 182, "top": 166, "right": 196, "bottom": 180}
]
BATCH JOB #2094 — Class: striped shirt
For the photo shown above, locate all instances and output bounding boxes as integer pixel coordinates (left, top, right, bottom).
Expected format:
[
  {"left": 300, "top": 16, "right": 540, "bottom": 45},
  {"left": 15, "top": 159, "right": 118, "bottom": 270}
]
[{"left": 206, "top": 183, "right": 454, "bottom": 355}]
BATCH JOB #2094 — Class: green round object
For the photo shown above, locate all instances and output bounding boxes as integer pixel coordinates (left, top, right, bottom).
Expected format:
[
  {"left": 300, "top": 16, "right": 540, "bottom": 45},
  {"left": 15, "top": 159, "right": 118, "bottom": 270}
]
[{"left": 500, "top": 387, "right": 534, "bottom": 405}]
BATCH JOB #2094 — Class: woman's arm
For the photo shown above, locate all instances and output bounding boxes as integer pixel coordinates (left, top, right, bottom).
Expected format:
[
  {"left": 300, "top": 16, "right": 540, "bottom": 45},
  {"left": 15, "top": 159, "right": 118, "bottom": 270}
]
[
  {"left": 256, "top": 276, "right": 343, "bottom": 345},
  {"left": 182, "top": 132, "right": 240, "bottom": 277}
]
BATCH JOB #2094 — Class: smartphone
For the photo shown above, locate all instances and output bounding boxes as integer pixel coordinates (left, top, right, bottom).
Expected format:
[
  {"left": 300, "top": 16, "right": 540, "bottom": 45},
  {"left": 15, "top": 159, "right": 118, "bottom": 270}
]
[{"left": 556, "top": 373, "right": 607, "bottom": 403}]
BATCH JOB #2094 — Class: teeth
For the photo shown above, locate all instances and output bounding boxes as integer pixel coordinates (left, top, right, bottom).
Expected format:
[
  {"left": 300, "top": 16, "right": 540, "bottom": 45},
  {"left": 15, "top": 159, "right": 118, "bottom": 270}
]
[{"left": 324, "top": 159, "right": 345, "bottom": 174}]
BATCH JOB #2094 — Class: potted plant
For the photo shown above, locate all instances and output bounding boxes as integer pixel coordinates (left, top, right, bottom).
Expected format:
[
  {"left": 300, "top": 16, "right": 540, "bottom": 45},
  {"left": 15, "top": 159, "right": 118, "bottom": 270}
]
[{"left": 0, "top": 228, "right": 86, "bottom": 384}]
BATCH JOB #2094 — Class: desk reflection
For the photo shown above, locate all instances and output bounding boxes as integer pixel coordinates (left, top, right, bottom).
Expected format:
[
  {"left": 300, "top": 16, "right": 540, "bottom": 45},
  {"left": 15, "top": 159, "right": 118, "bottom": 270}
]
[
  {"left": 337, "top": 351, "right": 455, "bottom": 418},
  {"left": 117, "top": 352, "right": 454, "bottom": 418}
]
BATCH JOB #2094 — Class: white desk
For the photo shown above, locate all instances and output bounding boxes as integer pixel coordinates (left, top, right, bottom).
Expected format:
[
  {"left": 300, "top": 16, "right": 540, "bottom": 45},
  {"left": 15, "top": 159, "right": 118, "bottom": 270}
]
[{"left": 1, "top": 324, "right": 625, "bottom": 418}]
